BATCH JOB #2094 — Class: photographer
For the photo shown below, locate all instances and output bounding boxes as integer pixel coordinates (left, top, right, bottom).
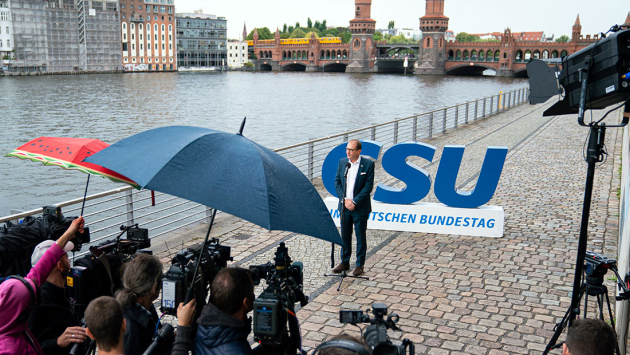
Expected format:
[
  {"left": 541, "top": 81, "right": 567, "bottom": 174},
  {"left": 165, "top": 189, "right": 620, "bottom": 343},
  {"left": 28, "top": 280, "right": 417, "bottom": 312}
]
[
  {"left": 28, "top": 240, "right": 87, "bottom": 355},
  {"left": 315, "top": 334, "right": 371, "bottom": 355},
  {"left": 562, "top": 319, "right": 616, "bottom": 355},
  {"left": 84, "top": 296, "right": 126, "bottom": 355},
  {"left": 194, "top": 267, "right": 255, "bottom": 355},
  {"left": 0, "top": 217, "right": 85, "bottom": 355},
  {"left": 115, "top": 253, "right": 172, "bottom": 355}
]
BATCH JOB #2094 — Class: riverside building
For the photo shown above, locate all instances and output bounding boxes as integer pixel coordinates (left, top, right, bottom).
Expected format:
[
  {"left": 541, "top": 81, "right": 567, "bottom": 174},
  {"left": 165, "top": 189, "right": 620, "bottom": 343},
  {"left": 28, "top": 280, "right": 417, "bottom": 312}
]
[
  {"left": 176, "top": 11, "right": 226, "bottom": 69},
  {"left": 227, "top": 39, "right": 247, "bottom": 69},
  {"left": 0, "top": 0, "right": 13, "bottom": 68},
  {"left": 120, "top": 0, "right": 176, "bottom": 71},
  {"left": 7, "top": 0, "right": 121, "bottom": 73}
]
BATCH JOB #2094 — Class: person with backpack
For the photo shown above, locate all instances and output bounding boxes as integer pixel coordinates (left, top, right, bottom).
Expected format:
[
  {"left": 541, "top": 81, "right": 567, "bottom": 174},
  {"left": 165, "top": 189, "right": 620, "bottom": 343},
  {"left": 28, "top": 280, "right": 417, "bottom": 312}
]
[{"left": 0, "top": 216, "right": 85, "bottom": 355}]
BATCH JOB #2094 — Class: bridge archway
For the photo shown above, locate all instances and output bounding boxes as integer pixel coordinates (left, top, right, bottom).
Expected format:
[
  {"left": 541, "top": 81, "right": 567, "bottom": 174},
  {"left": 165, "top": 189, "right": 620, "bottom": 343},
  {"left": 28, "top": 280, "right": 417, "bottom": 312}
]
[
  {"left": 515, "top": 50, "right": 523, "bottom": 62},
  {"left": 514, "top": 67, "right": 528, "bottom": 78},
  {"left": 479, "top": 50, "right": 485, "bottom": 61},
  {"left": 448, "top": 50, "right": 454, "bottom": 60},
  {"left": 533, "top": 50, "right": 540, "bottom": 59},
  {"left": 282, "top": 63, "right": 307, "bottom": 71},
  {"left": 493, "top": 50, "right": 500, "bottom": 61},
  {"left": 551, "top": 50, "right": 559, "bottom": 58},
  {"left": 560, "top": 50, "right": 568, "bottom": 57},
  {"left": 323, "top": 62, "right": 347, "bottom": 72},
  {"left": 446, "top": 63, "right": 497, "bottom": 76},
  {"left": 260, "top": 64, "right": 272, "bottom": 71}
]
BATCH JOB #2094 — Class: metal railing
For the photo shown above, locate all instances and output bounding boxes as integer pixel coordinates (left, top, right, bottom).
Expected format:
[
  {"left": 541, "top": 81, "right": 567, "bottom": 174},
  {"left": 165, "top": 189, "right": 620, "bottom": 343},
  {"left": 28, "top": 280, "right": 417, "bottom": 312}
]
[{"left": 0, "top": 87, "right": 528, "bottom": 255}]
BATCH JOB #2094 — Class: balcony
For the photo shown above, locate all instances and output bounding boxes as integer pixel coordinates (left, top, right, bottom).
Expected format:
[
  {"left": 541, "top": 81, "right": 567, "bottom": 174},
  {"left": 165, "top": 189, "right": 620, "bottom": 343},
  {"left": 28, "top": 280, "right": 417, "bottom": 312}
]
[{"left": 129, "top": 15, "right": 144, "bottom": 22}]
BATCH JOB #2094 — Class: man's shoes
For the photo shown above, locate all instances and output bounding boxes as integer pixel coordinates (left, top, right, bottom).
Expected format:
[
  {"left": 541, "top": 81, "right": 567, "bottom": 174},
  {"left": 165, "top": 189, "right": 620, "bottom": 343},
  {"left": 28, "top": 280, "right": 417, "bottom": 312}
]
[
  {"left": 352, "top": 266, "right": 364, "bottom": 276},
  {"left": 332, "top": 263, "right": 350, "bottom": 273}
]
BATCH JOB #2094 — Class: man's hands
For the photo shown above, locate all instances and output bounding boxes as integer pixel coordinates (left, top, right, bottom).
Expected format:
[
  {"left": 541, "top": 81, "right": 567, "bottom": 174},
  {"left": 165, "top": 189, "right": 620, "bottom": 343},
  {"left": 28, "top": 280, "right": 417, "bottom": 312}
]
[
  {"left": 177, "top": 299, "right": 196, "bottom": 326},
  {"left": 57, "top": 217, "right": 85, "bottom": 250},
  {"left": 56, "top": 326, "right": 87, "bottom": 348},
  {"left": 344, "top": 199, "right": 355, "bottom": 211}
]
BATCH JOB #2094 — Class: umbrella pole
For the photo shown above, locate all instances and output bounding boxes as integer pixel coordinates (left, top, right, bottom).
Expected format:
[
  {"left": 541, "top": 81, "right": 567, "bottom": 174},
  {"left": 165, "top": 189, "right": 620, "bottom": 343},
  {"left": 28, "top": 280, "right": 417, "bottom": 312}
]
[
  {"left": 185, "top": 208, "right": 218, "bottom": 304},
  {"left": 80, "top": 174, "right": 90, "bottom": 216}
]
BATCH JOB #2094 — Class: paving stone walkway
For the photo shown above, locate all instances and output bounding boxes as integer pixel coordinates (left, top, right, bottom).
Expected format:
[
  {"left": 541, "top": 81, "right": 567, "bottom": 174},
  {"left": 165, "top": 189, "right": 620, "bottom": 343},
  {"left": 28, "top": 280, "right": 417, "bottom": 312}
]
[{"left": 152, "top": 99, "right": 625, "bottom": 354}]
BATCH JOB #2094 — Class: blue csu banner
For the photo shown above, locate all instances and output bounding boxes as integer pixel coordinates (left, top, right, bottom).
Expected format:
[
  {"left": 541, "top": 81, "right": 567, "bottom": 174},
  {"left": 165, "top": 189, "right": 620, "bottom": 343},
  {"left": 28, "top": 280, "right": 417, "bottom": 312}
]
[{"left": 321, "top": 140, "right": 508, "bottom": 238}]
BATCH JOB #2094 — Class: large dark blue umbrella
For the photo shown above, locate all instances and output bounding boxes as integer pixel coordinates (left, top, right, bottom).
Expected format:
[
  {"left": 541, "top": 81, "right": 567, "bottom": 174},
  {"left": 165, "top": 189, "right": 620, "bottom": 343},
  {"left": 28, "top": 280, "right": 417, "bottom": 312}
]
[{"left": 85, "top": 125, "right": 343, "bottom": 246}]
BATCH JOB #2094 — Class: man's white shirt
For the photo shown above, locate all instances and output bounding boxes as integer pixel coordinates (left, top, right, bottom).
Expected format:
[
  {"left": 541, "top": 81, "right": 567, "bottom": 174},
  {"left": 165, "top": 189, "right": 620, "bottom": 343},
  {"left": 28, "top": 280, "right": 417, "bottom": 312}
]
[{"left": 345, "top": 156, "right": 361, "bottom": 201}]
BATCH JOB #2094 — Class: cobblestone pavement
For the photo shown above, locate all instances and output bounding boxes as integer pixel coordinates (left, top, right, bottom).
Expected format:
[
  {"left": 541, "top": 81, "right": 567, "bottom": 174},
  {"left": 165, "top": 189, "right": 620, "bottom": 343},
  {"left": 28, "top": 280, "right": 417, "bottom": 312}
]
[{"left": 153, "top": 99, "right": 625, "bottom": 354}]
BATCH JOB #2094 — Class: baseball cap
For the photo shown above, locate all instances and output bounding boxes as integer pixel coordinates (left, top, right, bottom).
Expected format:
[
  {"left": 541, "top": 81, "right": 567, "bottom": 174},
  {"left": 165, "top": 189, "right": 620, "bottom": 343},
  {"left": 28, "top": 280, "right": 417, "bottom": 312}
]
[{"left": 31, "top": 240, "right": 75, "bottom": 267}]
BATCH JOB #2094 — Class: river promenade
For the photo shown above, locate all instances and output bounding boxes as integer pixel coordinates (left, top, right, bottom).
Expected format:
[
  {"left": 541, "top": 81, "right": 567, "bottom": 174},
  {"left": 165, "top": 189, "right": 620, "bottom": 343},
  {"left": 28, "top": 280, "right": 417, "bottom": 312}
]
[{"left": 151, "top": 98, "right": 624, "bottom": 354}]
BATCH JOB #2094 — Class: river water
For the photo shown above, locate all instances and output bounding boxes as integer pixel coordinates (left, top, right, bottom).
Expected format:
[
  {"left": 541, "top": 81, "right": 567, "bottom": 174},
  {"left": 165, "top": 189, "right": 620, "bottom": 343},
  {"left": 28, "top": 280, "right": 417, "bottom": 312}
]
[{"left": 0, "top": 72, "right": 527, "bottom": 216}]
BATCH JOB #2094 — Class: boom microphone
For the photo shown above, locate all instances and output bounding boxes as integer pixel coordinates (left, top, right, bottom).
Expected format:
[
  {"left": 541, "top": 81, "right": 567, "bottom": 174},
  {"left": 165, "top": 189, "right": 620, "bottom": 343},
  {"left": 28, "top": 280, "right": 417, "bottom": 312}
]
[{"left": 142, "top": 323, "right": 174, "bottom": 355}]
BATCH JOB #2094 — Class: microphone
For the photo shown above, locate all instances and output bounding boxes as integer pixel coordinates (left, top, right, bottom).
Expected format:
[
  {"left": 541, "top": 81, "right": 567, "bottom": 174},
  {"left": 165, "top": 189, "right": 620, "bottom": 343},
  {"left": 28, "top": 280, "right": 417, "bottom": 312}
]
[
  {"left": 142, "top": 324, "right": 174, "bottom": 355},
  {"left": 344, "top": 162, "right": 351, "bottom": 177}
]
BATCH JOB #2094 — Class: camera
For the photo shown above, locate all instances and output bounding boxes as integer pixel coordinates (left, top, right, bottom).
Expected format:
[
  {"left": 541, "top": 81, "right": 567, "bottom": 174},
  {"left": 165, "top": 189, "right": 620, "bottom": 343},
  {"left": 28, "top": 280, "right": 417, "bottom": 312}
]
[
  {"left": 250, "top": 242, "right": 307, "bottom": 354},
  {"left": 66, "top": 224, "right": 150, "bottom": 317},
  {"left": 161, "top": 237, "right": 232, "bottom": 316},
  {"left": 340, "top": 303, "right": 415, "bottom": 355}
]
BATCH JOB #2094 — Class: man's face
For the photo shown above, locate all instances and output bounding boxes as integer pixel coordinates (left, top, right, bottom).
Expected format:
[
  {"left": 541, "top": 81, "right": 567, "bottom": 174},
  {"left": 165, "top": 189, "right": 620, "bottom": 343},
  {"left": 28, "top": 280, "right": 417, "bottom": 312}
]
[
  {"left": 59, "top": 254, "right": 71, "bottom": 277},
  {"left": 346, "top": 142, "right": 361, "bottom": 162}
]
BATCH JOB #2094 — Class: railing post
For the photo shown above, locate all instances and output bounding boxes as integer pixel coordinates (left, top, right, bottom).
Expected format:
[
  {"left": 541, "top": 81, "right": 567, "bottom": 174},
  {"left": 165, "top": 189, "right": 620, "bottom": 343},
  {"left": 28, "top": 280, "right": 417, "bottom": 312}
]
[
  {"left": 370, "top": 126, "right": 376, "bottom": 140},
  {"left": 125, "top": 189, "right": 135, "bottom": 226},
  {"left": 442, "top": 109, "right": 447, "bottom": 133},
  {"left": 454, "top": 106, "right": 459, "bottom": 128},
  {"left": 475, "top": 101, "right": 479, "bottom": 120},
  {"left": 490, "top": 96, "right": 494, "bottom": 116},
  {"left": 497, "top": 94, "right": 500, "bottom": 112},
  {"left": 429, "top": 113, "right": 433, "bottom": 138},
  {"left": 465, "top": 103, "right": 469, "bottom": 124},
  {"left": 206, "top": 207, "right": 212, "bottom": 224},
  {"left": 308, "top": 142, "right": 314, "bottom": 180},
  {"left": 393, "top": 121, "right": 399, "bottom": 145},
  {"left": 343, "top": 133, "right": 349, "bottom": 142},
  {"left": 482, "top": 98, "right": 487, "bottom": 118},
  {"left": 412, "top": 116, "right": 418, "bottom": 141}
]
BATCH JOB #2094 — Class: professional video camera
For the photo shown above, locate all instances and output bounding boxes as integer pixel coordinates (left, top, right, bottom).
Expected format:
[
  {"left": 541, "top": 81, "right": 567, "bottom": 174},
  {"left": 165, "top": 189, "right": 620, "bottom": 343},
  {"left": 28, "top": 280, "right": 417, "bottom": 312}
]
[
  {"left": 249, "top": 242, "right": 308, "bottom": 355},
  {"left": 66, "top": 224, "right": 151, "bottom": 316},
  {"left": 161, "top": 237, "right": 232, "bottom": 316},
  {"left": 340, "top": 303, "right": 415, "bottom": 355}
]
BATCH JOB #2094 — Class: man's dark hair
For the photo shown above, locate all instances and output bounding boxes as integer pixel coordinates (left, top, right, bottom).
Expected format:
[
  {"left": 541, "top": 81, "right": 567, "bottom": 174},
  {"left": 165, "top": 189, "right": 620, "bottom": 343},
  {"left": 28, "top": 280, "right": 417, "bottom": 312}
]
[
  {"left": 349, "top": 139, "right": 362, "bottom": 151},
  {"left": 317, "top": 334, "right": 370, "bottom": 355},
  {"left": 85, "top": 296, "right": 124, "bottom": 352},
  {"left": 210, "top": 267, "right": 254, "bottom": 315},
  {"left": 566, "top": 319, "right": 616, "bottom": 355}
]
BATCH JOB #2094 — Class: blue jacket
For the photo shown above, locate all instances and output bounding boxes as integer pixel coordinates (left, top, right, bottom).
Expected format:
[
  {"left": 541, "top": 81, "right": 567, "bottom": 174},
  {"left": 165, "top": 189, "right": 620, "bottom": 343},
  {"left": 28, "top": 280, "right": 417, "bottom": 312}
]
[
  {"left": 194, "top": 303, "right": 253, "bottom": 355},
  {"left": 334, "top": 156, "right": 375, "bottom": 217}
]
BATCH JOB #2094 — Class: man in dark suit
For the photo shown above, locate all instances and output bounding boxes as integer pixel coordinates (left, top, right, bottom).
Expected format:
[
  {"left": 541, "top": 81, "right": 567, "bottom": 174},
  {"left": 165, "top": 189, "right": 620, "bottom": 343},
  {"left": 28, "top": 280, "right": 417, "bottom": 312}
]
[{"left": 334, "top": 139, "right": 375, "bottom": 276}]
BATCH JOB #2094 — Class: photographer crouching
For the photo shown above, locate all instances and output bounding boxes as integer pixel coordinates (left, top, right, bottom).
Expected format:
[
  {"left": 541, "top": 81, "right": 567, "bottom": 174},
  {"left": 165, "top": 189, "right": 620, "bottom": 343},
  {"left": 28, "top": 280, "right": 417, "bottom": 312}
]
[
  {"left": 116, "top": 254, "right": 173, "bottom": 355},
  {"left": 192, "top": 267, "right": 256, "bottom": 355}
]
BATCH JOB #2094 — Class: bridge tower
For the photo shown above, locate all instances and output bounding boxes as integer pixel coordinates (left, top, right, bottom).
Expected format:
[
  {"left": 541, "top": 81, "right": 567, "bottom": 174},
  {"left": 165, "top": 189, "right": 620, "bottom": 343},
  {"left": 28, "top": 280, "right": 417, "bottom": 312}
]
[
  {"left": 415, "top": 0, "right": 449, "bottom": 74},
  {"left": 572, "top": 14, "right": 582, "bottom": 43},
  {"left": 346, "top": 0, "right": 376, "bottom": 73}
]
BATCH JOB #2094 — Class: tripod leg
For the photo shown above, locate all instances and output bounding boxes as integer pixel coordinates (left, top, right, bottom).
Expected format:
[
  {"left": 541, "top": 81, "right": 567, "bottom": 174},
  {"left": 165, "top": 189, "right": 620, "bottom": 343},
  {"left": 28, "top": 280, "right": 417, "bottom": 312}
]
[
  {"left": 603, "top": 292, "right": 622, "bottom": 355},
  {"left": 584, "top": 289, "right": 589, "bottom": 319}
]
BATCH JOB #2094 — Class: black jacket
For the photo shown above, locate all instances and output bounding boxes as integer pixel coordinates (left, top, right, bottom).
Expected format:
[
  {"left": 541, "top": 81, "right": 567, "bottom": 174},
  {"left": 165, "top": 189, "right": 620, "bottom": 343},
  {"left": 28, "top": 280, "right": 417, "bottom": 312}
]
[
  {"left": 122, "top": 302, "right": 173, "bottom": 355},
  {"left": 194, "top": 303, "right": 253, "bottom": 355},
  {"left": 28, "top": 282, "right": 81, "bottom": 355}
]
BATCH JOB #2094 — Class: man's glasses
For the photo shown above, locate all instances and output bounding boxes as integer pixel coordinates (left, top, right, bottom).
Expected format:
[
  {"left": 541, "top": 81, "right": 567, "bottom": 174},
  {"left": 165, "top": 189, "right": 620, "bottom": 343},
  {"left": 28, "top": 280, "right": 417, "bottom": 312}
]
[{"left": 346, "top": 148, "right": 359, "bottom": 151}]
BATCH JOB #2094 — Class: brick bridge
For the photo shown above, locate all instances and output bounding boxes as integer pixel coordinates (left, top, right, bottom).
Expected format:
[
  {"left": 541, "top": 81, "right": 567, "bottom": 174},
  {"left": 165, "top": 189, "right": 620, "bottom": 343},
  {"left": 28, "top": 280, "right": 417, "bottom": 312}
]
[{"left": 251, "top": 0, "right": 608, "bottom": 76}]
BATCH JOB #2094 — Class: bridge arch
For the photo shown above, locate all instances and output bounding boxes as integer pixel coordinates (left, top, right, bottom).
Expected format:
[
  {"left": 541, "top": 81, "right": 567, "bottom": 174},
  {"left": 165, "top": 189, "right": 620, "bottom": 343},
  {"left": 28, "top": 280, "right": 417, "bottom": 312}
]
[
  {"left": 542, "top": 50, "right": 549, "bottom": 59},
  {"left": 479, "top": 50, "right": 485, "bottom": 61},
  {"left": 515, "top": 50, "right": 523, "bottom": 62},
  {"left": 560, "top": 50, "right": 568, "bottom": 57},
  {"left": 456, "top": 50, "right": 461, "bottom": 60},
  {"left": 514, "top": 67, "right": 528, "bottom": 78},
  {"left": 260, "top": 64, "right": 272, "bottom": 71},
  {"left": 524, "top": 50, "right": 532, "bottom": 60},
  {"left": 533, "top": 50, "right": 540, "bottom": 59},
  {"left": 446, "top": 63, "right": 497, "bottom": 75},
  {"left": 281, "top": 62, "right": 307, "bottom": 71},
  {"left": 471, "top": 50, "right": 477, "bottom": 60},
  {"left": 493, "top": 50, "right": 500, "bottom": 61},
  {"left": 463, "top": 50, "right": 469, "bottom": 60},
  {"left": 323, "top": 62, "right": 347, "bottom": 72},
  {"left": 551, "top": 50, "right": 559, "bottom": 58},
  {"left": 448, "top": 50, "right": 454, "bottom": 60}
]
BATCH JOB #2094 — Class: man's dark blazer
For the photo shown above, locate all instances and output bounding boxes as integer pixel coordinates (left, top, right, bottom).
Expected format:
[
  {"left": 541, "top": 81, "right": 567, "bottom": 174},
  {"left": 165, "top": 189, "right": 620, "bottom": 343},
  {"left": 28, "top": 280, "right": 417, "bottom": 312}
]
[{"left": 334, "top": 157, "right": 375, "bottom": 217}]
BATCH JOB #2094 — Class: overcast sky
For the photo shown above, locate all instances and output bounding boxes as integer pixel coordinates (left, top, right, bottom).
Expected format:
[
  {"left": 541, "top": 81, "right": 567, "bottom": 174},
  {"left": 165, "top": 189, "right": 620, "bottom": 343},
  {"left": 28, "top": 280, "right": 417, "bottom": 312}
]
[{"left": 174, "top": 0, "right": 629, "bottom": 40}]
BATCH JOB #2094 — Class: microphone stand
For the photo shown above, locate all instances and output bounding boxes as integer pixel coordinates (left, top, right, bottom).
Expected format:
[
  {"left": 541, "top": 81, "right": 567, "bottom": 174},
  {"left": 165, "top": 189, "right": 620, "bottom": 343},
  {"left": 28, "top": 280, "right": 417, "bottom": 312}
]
[{"left": 325, "top": 161, "right": 369, "bottom": 291}]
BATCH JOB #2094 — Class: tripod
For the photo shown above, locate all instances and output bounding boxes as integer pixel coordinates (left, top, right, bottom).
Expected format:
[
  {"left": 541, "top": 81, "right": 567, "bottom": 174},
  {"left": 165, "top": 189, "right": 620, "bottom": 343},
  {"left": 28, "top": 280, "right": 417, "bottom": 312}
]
[{"left": 325, "top": 162, "right": 369, "bottom": 291}]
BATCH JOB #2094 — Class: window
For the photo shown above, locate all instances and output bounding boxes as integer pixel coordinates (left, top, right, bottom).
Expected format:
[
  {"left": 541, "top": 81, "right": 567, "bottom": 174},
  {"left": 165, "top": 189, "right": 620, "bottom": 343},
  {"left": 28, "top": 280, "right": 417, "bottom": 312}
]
[
  {"left": 161, "top": 24, "right": 164, "bottom": 31},
  {"left": 154, "top": 24, "right": 157, "bottom": 31},
  {"left": 169, "top": 43, "right": 171, "bottom": 50},
  {"left": 0, "top": 40, "right": 2, "bottom": 47},
  {"left": 132, "top": 44, "right": 135, "bottom": 50},
  {"left": 123, "top": 33, "right": 126, "bottom": 40},
  {"left": 162, "top": 44, "right": 164, "bottom": 50},
  {"left": 168, "top": 34, "right": 171, "bottom": 41},
  {"left": 146, "top": 5, "right": 149, "bottom": 10},
  {"left": 160, "top": 6, "right": 164, "bottom": 12},
  {"left": 153, "top": 5, "right": 157, "bottom": 11},
  {"left": 131, "top": 34, "right": 134, "bottom": 40},
  {"left": 140, "top": 34, "right": 143, "bottom": 40},
  {"left": 161, "top": 34, "right": 164, "bottom": 41},
  {"left": 154, "top": 34, "right": 157, "bottom": 40},
  {"left": 121, "top": 4, "right": 124, "bottom": 8},
  {"left": 140, "top": 44, "right": 143, "bottom": 50},
  {"left": 6, "top": 26, "right": 8, "bottom": 34}
]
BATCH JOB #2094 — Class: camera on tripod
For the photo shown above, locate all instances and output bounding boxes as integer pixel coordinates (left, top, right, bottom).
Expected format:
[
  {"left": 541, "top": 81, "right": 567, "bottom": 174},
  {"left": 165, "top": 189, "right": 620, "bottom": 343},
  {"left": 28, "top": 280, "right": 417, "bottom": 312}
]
[
  {"left": 340, "top": 303, "right": 415, "bottom": 355},
  {"left": 249, "top": 242, "right": 307, "bottom": 354},
  {"left": 66, "top": 224, "right": 150, "bottom": 316},
  {"left": 584, "top": 251, "right": 617, "bottom": 286},
  {"left": 161, "top": 237, "right": 232, "bottom": 315}
]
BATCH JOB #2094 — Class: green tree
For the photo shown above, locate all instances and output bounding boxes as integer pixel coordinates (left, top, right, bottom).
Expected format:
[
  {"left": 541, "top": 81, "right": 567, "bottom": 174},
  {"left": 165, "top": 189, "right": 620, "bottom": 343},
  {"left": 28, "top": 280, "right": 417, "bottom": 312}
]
[
  {"left": 455, "top": 32, "right": 480, "bottom": 43},
  {"left": 304, "top": 31, "right": 319, "bottom": 39},
  {"left": 288, "top": 25, "right": 294, "bottom": 33},
  {"left": 373, "top": 31, "right": 383, "bottom": 41},
  {"left": 245, "top": 27, "right": 274, "bottom": 40},
  {"left": 322, "top": 20, "right": 327, "bottom": 31},
  {"left": 387, "top": 34, "right": 411, "bottom": 44},
  {"left": 295, "top": 22, "right": 300, "bottom": 29},
  {"left": 307, "top": 18, "right": 312, "bottom": 28},
  {"left": 341, "top": 32, "right": 352, "bottom": 43},
  {"left": 290, "top": 28, "right": 307, "bottom": 38},
  {"left": 303, "top": 27, "right": 321, "bottom": 36},
  {"left": 314, "top": 20, "right": 320, "bottom": 30},
  {"left": 556, "top": 35, "right": 569, "bottom": 43},
  {"left": 388, "top": 21, "right": 395, "bottom": 29},
  {"left": 280, "top": 33, "right": 290, "bottom": 39},
  {"left": 283, "top": 23, "right": 287, "bottom": 33}
]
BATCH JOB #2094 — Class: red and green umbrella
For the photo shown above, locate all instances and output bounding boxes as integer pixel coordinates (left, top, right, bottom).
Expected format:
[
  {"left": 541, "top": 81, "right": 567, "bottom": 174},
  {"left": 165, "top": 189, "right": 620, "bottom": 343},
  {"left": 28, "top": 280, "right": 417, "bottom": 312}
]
[
  {"left": 6, "top": 137, "right": 140, "bottom": 215},
  {"left": 6, "top": 137, "right": 139, "bottom": 188}
]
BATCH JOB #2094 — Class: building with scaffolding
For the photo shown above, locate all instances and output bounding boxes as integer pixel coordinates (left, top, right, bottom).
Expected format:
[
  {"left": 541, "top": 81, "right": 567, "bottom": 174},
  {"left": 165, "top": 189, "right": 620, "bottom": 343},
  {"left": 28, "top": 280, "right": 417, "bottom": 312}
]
[
  {"left": 7, "top": 0, "right": 121, "bottom": 73},
  {"left": 0, "top": 0, "right": 14, "bottom": 67},
  {"left": 175, "top": 11, "right": 226, "bottom": 69},
  {"left": 120, "top": 0, "right": 176, "bottom": 71}
]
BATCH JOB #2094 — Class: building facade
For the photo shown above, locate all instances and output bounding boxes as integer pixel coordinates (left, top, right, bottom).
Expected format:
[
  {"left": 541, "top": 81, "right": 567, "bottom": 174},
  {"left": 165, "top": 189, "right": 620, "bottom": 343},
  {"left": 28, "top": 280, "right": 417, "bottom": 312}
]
[
  {"left": 227, "top": 39, "right": 247, "bottom": 68},
  {"left": 0, "top": 0, "right": 14, "bottom": 65},
  {"left": 415, "top": 0, "right": 449, "bottom": 74},
  {"left": 175, "top": 12, "right": 226, "bottom": 69},
  {"left": 120, "top": 0, "right": 176, "bottom": 71},
  {"left": 8, "top": 0, "right": 120, "bottom": 73},
  {"left": 346, "top": 0, "right": 376, "bottom": 73}
]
